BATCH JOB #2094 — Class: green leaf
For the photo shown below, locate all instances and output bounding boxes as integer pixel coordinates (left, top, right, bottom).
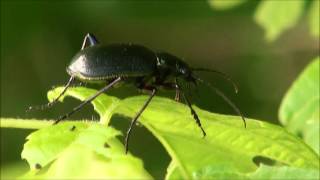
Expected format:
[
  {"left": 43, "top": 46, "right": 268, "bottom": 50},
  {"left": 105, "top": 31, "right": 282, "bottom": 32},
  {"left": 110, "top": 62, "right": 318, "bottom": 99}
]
[
  {"left": 1, "top": 162, "right": 29, "bottom": 180},
  {"left": 208, "top": 0, "right": 246, "bottom": 10},
  {"left": 21, "top": 122, "right": 152, "bottom": 179},
  {"left": 254, "top": 1, "right": 305, "bottom": 42},
  {"left": 21, "top": 122, "right": 88, "bottom": 171},
  {"left": 167, "top": 162, "right": 320, "bottom": 179},
  {"left": 190, "top": 164, "right": 247, "bottom": 179},
  {"left": 279, "top": 57, "right": 320, "bottom": 155},
  {"left": 48, "top": 87, "right": 119, "bottom": 124},
  {"left": 49, "top": 86, "right": 320, "bottom": 179},
  {"left": 249, "top": 164, "right": 319, "bottom": 180},
  {"left": 166, "top": 163, "right": 320, "bottom": 179},
  {"left": 309, "top": 0, "right": 320, "bottom": 37},
  {"left": 165, "top": 161, "right": 183, "bottom": 179}
]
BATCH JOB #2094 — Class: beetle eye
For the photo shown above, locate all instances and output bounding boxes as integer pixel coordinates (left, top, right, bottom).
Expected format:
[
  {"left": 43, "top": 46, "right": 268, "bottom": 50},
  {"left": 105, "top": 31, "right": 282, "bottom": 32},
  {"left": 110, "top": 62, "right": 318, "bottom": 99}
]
[{"left": 181, "top": 67, "right": 191, "bottom": 76}]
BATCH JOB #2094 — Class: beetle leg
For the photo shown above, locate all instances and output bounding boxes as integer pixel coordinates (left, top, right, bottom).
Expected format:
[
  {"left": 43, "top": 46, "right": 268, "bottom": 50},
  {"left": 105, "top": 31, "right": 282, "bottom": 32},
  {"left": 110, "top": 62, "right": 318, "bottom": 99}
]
[
  {"left": 157, "top": 82, "right": 180, "bottom": 102},
  {"left": 125, "top": 87, "right": 157, "bottom": 154},
  {"left": 174, "top": 78, "right": 180, "bottom": 102},
  {"left": 27, "top": 76, "right": 75, "bottom": 112},
  {"left": 53, "top": 77, "right": 122, "bottom": 124},
  {"left": 173, "top": 79, "right": 180, "bottom": 102},
  {"left": 181, "top": 92, "right": 206, "bottom": 137},
  {"left": 81, "top": 33, "right": 99, "bottom": 50},
  {"left": 175, "top": 89, "right": 180, "bottom": 102}
]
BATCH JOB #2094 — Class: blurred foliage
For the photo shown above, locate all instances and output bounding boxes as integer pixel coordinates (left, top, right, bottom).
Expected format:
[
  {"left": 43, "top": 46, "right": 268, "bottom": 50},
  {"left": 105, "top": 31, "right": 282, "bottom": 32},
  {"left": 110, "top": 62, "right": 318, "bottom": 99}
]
[
  {"left": 1, "top": 0, "right": 319, "bottom": 179},
  {"left": 309, "top": 0, "right": 320, "bottom": 37},
  {"left": 254, "top": 0, "right": 306, "bottom": 42},
  {"left": 279, "top": 57, "right": 319, "bottom": 155},
  {"left": 210, "top": 0, "right": 319, "bottom": 41},
  {"left": 208, "top": 0, "right": 246, "bottom": 10}
]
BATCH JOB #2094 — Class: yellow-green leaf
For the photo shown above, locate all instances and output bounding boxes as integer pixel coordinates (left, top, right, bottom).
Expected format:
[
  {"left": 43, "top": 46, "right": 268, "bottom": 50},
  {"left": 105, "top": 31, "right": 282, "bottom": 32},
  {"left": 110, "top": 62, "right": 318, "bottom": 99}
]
[
  {"left": 48, "top": 87, "right": 319, "bottom": 179},
  {"left": 279, "top": 57, "right": 320, "bottom": 155},
  {"left": 21, "top": 122, "right": 152, "bottom": 179}
]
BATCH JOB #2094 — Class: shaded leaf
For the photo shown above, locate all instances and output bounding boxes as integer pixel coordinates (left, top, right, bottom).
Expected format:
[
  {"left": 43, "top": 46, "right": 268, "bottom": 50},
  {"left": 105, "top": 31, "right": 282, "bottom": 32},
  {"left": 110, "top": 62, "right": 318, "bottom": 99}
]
[
  {"left": 279, "top": 57, "right": 320, "bottom": 155},
  {"left": 0, "top": 162, "right": 29, "bottom": 180},
  {"left": 254, "top": 1, "right": 305, "bottom": 41}
]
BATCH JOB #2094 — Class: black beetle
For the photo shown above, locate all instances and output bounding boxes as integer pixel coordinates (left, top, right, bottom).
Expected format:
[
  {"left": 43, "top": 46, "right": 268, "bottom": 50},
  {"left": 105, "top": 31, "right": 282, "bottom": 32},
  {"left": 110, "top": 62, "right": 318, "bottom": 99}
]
[{"left": 29, "top": 33, "right": 246, "bottom": 153}]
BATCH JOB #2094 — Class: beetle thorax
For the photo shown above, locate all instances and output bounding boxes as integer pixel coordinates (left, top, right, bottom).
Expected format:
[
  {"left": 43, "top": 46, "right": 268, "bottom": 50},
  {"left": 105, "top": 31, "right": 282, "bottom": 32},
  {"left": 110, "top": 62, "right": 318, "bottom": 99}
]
[{"left": 156, "top": 52, "right": 193, "bottom": 80}]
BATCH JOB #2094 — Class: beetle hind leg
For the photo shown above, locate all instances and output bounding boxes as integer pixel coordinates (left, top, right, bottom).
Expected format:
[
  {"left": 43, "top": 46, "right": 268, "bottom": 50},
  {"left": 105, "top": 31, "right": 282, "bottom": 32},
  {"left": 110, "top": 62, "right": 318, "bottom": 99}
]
[
  {"left": 81, "top": 33, "right": 99, "bottom": 50},
  {"left": 26, "top": 76, "right": 75, "bottom": 112},
  {"left": 53, "top": 77, "right": 122, "bottom": 125}
]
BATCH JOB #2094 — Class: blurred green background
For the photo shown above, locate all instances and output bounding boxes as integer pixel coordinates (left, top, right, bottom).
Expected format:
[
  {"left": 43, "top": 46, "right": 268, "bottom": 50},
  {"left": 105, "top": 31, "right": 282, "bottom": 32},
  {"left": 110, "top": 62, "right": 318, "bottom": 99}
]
[{"left": 1, "top": 1, "right": 318, "bottom": 178}]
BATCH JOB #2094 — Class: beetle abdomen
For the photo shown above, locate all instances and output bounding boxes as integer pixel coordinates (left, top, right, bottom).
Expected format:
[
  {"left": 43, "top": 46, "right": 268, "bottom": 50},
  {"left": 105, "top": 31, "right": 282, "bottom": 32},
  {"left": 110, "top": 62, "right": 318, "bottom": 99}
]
[{"left": 67, "top": 44, "right": 157, "bottom": 80}]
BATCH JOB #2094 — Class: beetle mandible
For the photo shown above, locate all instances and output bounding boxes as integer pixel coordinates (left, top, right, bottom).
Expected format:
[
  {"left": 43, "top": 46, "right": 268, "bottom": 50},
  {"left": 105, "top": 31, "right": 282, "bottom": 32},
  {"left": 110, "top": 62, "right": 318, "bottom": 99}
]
[{"left": 28, "top": 33, "right": 246, "bottom": 153}]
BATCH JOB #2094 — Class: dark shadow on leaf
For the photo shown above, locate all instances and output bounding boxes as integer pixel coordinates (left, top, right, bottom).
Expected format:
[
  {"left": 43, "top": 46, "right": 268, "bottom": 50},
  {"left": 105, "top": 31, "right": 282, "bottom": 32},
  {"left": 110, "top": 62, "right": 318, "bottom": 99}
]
[{"left": 252, "top": 156, "right": 288, "bottom": 167}]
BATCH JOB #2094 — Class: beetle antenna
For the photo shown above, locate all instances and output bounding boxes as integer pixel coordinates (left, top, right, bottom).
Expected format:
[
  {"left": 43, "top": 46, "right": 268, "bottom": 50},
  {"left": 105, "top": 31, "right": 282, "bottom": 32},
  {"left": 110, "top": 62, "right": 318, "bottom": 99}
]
[
  {"left": 193, "top": 76, "right": 246, "bottom": 128},
  {"left": 192, "top": 68, "right": 238, "bottom": 94},
  {"left": 26, "top": 76, "right": 75, "bottom": 112}
]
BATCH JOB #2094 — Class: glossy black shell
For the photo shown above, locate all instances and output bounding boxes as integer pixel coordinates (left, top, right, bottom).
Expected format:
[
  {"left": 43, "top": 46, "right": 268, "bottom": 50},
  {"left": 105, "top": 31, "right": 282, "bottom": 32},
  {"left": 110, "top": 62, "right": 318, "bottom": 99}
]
[{"left": 67, "top": 44, "right": 158, "bottom": 81}]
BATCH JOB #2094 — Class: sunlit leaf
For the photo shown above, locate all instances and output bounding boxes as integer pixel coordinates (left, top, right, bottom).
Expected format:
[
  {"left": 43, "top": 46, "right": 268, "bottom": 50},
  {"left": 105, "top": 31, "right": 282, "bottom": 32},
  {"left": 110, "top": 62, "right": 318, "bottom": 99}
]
[
  {"left": 21, "top": 122, "right": 152, "bottom": 179},
  {"left": 21, "top": 122, "right": 89, "bottom": 170},
  {"left": 249, "top": 164, "right": 319, "bottom": 179},
  {"left": 49, "top": 87, "right": 320, "bottom": 179},
  {"left": 279, "top": 57, "right": 320, "bottom": 155},
  {"left": 254, "top": 1, "right": 305, "bottom": 42},
  {"left": 166, "top": 162, "right": 319, "bottom": 179},
  {"left": 165, "top": 161, "right": 182, "bottom": 179}
]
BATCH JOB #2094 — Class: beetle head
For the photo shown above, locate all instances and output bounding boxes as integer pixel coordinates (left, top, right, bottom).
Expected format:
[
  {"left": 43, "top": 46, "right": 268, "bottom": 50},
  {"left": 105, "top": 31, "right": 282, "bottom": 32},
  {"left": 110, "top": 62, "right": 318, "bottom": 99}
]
[{"left": 156, "top": 52, "right": 196, "bottom": 83}]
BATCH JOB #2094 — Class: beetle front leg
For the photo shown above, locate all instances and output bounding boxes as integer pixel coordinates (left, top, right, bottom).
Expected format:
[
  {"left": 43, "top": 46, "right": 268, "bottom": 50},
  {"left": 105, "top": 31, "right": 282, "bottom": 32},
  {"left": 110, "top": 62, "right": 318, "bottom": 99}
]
[
  {"left": 175, "top": 91, "right": 180, "bottom": 102},
  {"left": 181, "top": 92, "right": 206, "bottom": 137},
  {"left": 158, "top": 82, "right": 180, "bottom": 102}
]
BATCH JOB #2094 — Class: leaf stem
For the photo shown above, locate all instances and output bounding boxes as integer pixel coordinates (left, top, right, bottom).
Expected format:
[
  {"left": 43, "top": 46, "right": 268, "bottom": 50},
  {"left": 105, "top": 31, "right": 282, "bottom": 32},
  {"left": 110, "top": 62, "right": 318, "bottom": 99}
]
[{"left": 0, "top": 118, "right": 80, "bottom": 129}]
